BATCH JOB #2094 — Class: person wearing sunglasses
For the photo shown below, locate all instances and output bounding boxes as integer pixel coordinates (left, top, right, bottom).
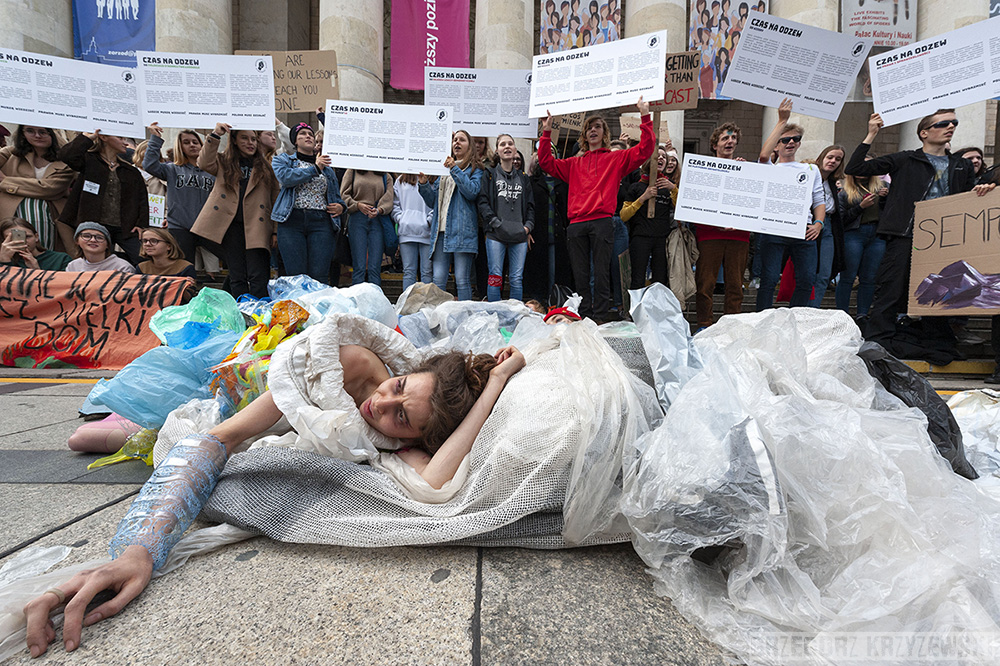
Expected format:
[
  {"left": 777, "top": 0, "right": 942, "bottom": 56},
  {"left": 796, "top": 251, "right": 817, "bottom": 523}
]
[
  {"left": 844, "top": 109, "right": 995, "bottom": 355},
  {"left": 754, "top": 98, "right": 826, "bottom": 311}
]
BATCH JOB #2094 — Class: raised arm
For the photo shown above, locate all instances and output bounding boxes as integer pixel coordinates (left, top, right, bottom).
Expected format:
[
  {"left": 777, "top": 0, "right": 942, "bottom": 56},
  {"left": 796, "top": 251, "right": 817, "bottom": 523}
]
[
  {"left": 759, "top": 98, "right": 792, "bottom": 163},
  {"left": 402, "top": 346, "right": 525, "bottom": 489},
  {"left": 142, "top": 128, "right": 173, "bottom": 181},
  {"left": 198, "top": 123, "right": 229, "bottom": 176}
]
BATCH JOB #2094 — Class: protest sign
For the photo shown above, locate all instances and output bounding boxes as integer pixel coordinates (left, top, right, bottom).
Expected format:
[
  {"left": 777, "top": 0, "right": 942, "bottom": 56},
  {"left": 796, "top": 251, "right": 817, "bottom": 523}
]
[
  {"left": 0, "top": 267, "right": 194, "bottom": 369},
  {"left": 870, "top": 17, "right": 1000, "bottom": 127},
  {"left": 137, "top": 51, "right": 275, "bottom": 130},
  {"left": 675, "top": 154, "right": 812, "bottom": 238},
  {"left": 908, "top": 189, "right": 1000, "bottom": 317},
  {"left": 424, "top": 68, "right": 534, "bottom": 138},
  {"left": 557, "top": 112, "right": 586, "bottom": 131},
  {"left": 236, "top": 49, "right": 339, "bottom": 113},
  {"left": 73, "top": 0, "right": 155, "bottom": 67},
  {"left": 529, "top": 31, "right": 667, "bottom": 118},
  {"left": 619, "top": 113, "right": 670, "bottom": 143},
  {"left": 721, "top": 15, "right": 872, "bottom": 121},
  {"left": 842, "top": 0, "right": 916, "bottom": 49},
  {"left": 650, "top": 51, "right": 699, "bottom": 110},
  {"left": 148, "top": 194, "right": 166, "bottom": 228},
  {"left": 0, "top": 47, "right": 143, "bottom": 137},
  {"left": 321, "top": 100, "right": 453, "bottom": 176}
]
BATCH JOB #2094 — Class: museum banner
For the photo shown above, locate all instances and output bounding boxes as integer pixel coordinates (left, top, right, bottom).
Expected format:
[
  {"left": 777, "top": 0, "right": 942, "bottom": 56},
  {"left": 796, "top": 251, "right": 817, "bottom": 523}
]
[
  {"left": 390, "top": 0, "right": 470, "bottom": 90},
  {"left": 72, "top": 0, "right": 155, "bottom": 67}
]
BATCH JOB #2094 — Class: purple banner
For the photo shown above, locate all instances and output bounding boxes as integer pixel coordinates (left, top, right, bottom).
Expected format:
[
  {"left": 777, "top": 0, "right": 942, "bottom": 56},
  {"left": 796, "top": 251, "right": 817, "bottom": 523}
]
[{"left": 390, "top": 0, "right": 470, "bottom": 91}]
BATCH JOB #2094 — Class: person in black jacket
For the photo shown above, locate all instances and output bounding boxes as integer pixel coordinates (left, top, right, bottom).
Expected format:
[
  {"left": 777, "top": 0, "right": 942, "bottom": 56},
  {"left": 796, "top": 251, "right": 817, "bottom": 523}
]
[
  {"left": 525, "top": 151, "right": 571, "bottom": 303},
  {"left": 625, "top": 144, "right": 675, "bottom": 289},
  {"left": 844, "top": 109, "right": 995, "bottom": 349},
  {"left": 477, "top": 134, "right": 534, "bottom": 302},
  {"left": 58, "top": 131, "right": 149, "bottom": 264}
]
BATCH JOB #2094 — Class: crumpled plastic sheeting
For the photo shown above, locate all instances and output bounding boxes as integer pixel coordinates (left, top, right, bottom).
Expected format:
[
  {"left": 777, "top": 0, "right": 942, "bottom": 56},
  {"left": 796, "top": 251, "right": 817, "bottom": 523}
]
[
  {"left": 628, "top": 284, "right": 703, "bottom": 410},
  {"left": 398, "top": 300, "right": 533, "bottom": 348},
  {"left": 949, "top": 390, "right": 1000, "bottom": 485},
  {"left": 623, "top": 307, "right": 1000, "bottom": 666}
]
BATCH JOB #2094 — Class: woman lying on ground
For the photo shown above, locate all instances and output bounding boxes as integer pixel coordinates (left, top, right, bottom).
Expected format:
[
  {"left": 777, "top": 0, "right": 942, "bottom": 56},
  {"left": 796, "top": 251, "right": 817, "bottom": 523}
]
[{"left": 23, "top": 320, "right": 525, "bottom": 657}]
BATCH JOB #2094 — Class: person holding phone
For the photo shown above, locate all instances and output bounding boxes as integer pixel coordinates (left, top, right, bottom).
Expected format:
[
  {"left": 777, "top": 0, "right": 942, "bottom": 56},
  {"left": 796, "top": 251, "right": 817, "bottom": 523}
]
[
  {"left": 835, "top": 159, "right": 887, "bottom": 319},
  {"left": 0, "top": 217, "right": 71, "bottom": 270}
]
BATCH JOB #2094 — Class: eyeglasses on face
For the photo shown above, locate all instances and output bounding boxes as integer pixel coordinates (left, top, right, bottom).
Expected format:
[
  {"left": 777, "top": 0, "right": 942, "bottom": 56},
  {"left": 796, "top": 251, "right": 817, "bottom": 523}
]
[
  {"left": 929, "top": 119, "right": 959, "bottom": 129},
  {"left": 778, "top": 135, "right": 802, "bottom": 145},
  {"left": 23, "top": 128, "right": 50, "bottom": 137},
  {"left": 78, "top": 233, "right": 107, "bottom": 242},
  {"left": 141, "top": 238, "right": 164, "bottom": 245}
]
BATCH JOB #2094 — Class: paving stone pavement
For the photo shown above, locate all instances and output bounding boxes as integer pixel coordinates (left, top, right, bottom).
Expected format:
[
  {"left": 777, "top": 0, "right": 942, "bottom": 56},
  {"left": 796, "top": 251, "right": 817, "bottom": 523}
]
[{"left": 0, "top": 370, "right": 729, "bottom": 665}]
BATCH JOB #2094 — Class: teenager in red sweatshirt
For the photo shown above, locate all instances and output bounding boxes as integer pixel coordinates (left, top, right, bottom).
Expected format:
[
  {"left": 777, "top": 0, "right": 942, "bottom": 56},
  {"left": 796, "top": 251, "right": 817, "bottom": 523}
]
[{"left": 538, "top": 97, "right": 653, "bottom": 321}]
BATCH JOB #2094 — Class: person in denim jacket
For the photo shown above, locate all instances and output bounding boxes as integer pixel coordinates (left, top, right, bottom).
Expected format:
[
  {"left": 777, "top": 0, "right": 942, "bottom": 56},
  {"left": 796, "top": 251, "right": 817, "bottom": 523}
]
[
  {"left": 271, "top": 123, "right": 345, "bottom": 284},
  {"left": 418, "top": 130, "right": 483, "bottom": 300}
]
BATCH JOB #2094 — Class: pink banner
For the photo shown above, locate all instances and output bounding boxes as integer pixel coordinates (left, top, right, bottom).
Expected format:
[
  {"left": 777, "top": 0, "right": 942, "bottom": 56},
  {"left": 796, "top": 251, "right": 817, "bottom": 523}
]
[{"left": 390, "top": 0, "right": 470, "bottom": 90}]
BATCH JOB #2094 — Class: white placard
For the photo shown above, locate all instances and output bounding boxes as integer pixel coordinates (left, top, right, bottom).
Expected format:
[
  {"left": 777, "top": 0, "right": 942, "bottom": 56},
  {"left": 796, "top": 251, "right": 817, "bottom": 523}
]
[
  {"left": 148, "top": 194, "right": 166, "bottom": 228},
  {"left": 424, "top": 67, "right": 534, "bottom": 139},
  {"left": 675, "top": 154, "right": 812, "bottom": 239},
  {"left": 0, "top": 47, "right": 143, "bottom": 138},
  {"left": 320, "top": 100, "right": 453, "bottom": 176},
  {"left": 136, "top": 52, "right": 275, "bottom": 130},
  {"left": 870, "top": 17, "right": 1000, "bottom": 127},
  {"left": 528, "top": 31, "right": 667, "bottom": 118},
  {"left": 721, "top": 16, "right": 873, "bottom": 122}
]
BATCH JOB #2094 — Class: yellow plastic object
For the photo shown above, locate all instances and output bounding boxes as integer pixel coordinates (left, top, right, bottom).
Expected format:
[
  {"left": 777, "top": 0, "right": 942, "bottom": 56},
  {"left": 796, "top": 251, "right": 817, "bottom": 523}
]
[{"left": 86, "top": 428, "right": 159, "bottom": 470}]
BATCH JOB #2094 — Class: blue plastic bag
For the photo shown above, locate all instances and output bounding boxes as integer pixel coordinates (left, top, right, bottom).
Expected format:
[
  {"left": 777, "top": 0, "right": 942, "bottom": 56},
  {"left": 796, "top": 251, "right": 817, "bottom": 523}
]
[
  {"left": 149, "top": 288, "right": 245, "bottom": 345},
  {"left": 84, "top": 330, "right": 242, "bottom": 429}
]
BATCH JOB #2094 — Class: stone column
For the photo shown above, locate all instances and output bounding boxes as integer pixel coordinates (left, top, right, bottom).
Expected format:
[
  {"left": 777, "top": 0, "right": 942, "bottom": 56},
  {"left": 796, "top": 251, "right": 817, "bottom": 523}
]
[
  {"left": 625, "top": 0, "right": 686, "bottom": 146},
  {"left": 475, "top": 0, "right": 533, "bottom": 153},
  {"left": 898, "top": 0, "right": 989, "bottom": 151},
  {"left": 762, "top": 0, "right": 837, "bottom": 160},
  {"left": 319, "top": 0, "right": 383, "bottom": 102},
  {"left": 0, "top": 0, "right": 73, "bottom": 138},
  {"left": 156, "top": 0, "right": 232, "bottom": 55}
]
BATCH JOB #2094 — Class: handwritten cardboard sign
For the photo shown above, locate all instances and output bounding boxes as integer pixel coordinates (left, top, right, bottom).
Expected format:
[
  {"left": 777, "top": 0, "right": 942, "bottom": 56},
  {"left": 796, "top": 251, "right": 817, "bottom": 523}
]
[
  {"left": 236, "top": 49, "right": 339, "bottom": 113},
  {"left": 0, "top": 267, "right": 195, "bottom": 369},
  {"left": 619, "top": 114, "right": 671, "bottom": 144},
  {"left": 148, "top": 194, "right": 166, "bottom": 228},
  {"left": 908, "top": 189, "right": 1000, "bottom": 316},
  {"left": 620, "top": 51, "right": 699, "bottom": 114}
]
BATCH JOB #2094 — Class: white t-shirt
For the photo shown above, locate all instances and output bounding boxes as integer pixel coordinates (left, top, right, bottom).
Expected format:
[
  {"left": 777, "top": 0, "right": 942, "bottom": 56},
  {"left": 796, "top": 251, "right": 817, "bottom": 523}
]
[
  {"left": 775, "top": 161, "right": 825, "bottom": 224},
  {"left": 66, "top": 255, "right": 136, "bottom": 273}
]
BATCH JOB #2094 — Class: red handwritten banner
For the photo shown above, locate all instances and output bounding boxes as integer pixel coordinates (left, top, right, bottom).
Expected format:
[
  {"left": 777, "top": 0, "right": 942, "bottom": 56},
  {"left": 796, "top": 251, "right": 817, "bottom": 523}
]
[{"left": 0, "top": 267, "right": 195, "bottom": 369}]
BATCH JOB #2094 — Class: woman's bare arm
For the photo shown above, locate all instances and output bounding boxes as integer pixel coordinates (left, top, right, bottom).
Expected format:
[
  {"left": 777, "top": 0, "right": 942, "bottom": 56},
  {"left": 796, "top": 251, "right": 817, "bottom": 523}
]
[{"left": 409, "top": 347, "right": 526, "bottom": 489}]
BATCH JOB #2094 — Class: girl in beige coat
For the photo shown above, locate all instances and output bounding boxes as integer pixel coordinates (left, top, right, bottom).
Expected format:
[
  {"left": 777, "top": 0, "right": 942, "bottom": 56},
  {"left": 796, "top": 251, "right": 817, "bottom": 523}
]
[
  {"left": 0, "top": 126, "right": 76, "bottom": 252},
  {"left": 192, "top": 124, "right": 279, "bottom": 298}
]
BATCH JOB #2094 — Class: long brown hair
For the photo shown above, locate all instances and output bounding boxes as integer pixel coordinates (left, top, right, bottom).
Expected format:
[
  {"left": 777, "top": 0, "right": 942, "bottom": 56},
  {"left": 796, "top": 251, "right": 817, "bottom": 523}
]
[
  {"left": 218, "top": 130, "right": 276, "bottom": 194},
  {"left": 813, "top": 144, "right": 846, "bottom": 186},
  {"left": 415, "top": 351, "right": 497, "bottom": 453},
  {"left": 13, "top": 126, "right": 62, "bottom": 162},
  {"left": 173, "top": 130, "right": 203, "bottom": 168},
  {"left": 578, "top": 116, "right": 611, "bottom": 154},
  {"left": 452, "top": 130, "right": 481, "bottom": 172},
  {"left": 842, "top": 152, "right": 884, "bottom": 205}
]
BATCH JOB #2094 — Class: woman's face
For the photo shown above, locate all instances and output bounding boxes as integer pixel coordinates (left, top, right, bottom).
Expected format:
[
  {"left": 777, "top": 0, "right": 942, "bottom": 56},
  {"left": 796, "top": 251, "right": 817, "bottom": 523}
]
[
  {"left": 822, "top": 149, "right": 844, "bottom": 175},
  {"left": 141, "top": 231, "right": 168, "bottom": 259},
  {"left": 102, "top": 134, "right": 128, "bottom": 155},
  {"left": 294, "top": 128, "right": 316, "bottom": 153},
  {"left": 76, "top": 231, "right": 108, "bottom": 258},
  {"left": 22, "top": 127, "right": 52, "bottom": 152},
  {"left": 259, "top": 130, "right": 277, "bottom": 151},
  {"left": 473, "top": 136, "right": 487, "bottom": 157},
  {"left": 452, "top": 132, "right": 470, "bottom": 160},
  {"left": 665, "top": 155, "right": 678, "bottom": 174},
  {"left": 359, "top": 372, "right": 434, "bottom": 441},
  {"left": 497, "top": 136, "right": 516, "bottom": 161},
  {"left": 513, "top": 154, "right": 523, "bottom": 171},
  {"left": 4, "top": 227, "right": 38, "bottom": 254},
  {"left": 962, "top": 150, "right": 983, "bottom": 173},
  {"left": 234, "top": 130, "right": 258, "bottom": 157},
  {"left": 657, "top": 150, "right": 667, "bottom": 172},
  {"left": 180, "top": 133, "right": 202, "bottom": 159}
]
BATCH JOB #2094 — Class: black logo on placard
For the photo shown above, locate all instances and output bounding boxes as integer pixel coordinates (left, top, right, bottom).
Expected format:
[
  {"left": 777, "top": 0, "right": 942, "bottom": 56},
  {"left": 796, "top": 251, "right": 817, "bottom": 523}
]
[
  {"left": 437, "top": 109, "right": 448, "bottom": 121},
  {"left": 256, "top": 58, "right": 266, "bottom": 72},
  {"left": 647, "top": 35, "right": 659, "bottom": 48},
  {"left": 121, "top": 71, "right": 134, "bottom": 84},
  {"left": 852, "top": 42, "right": 866, "bottom": 57},
  {"left": 525, "top": 73, "right": 532, "bottom": 85},
  {"left": 797, "top": 173, "right": 808, "bottom": 183}
]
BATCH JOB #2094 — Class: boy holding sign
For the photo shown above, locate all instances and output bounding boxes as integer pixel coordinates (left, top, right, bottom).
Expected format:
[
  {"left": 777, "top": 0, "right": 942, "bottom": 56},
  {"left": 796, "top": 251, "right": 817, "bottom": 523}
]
[{"left": 538, "top": 97, "right": 653, "bottom": 322}]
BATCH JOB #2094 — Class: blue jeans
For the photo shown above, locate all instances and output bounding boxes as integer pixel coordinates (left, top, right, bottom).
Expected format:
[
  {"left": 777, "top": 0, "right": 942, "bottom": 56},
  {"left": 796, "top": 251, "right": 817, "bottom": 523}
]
[
  {"left": 277, "top": 208, "right": 336, "bottom": 285},
  {"left": 348, "top": 212, "right": 384, "bottom": 286},
  {"left": 432, "top": 233, "right": 475, "bottom": 300},
  {"left": 400, "top": 241, "right": 432, "bottom": 291},
  {"left": 755, "top": 234, "right": 818, "bottom": 310},
  {"left": 807, "top": 223, "right": 835, "bottom": 308},
  {"left": 485, "top": 238, "right": 528, "bottom": 301},
  {"left": 836, "top": 224, "right": 886, "bottom": 316}
]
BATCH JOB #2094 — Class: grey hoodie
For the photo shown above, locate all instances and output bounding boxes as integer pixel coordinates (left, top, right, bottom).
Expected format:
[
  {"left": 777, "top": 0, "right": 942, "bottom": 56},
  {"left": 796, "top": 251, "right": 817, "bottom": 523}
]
[{"left": 143, "top": 135, "right": 216, "bottom": 231}]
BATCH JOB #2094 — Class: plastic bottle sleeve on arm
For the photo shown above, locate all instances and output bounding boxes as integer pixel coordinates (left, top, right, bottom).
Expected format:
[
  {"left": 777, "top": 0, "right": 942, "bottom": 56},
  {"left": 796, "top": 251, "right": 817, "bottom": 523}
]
[{"left": 108, "top": 434, "right": 228, "bottom": 571}]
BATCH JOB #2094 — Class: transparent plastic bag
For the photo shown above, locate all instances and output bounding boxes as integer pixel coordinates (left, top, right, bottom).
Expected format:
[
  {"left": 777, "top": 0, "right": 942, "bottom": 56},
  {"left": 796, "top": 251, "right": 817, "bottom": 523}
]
[
  {"left": 149, "top": 288, "right": 245, "bottom": 345},
  {"left": 948, "top": 389, "right": 1000, "bottom": 479}
]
